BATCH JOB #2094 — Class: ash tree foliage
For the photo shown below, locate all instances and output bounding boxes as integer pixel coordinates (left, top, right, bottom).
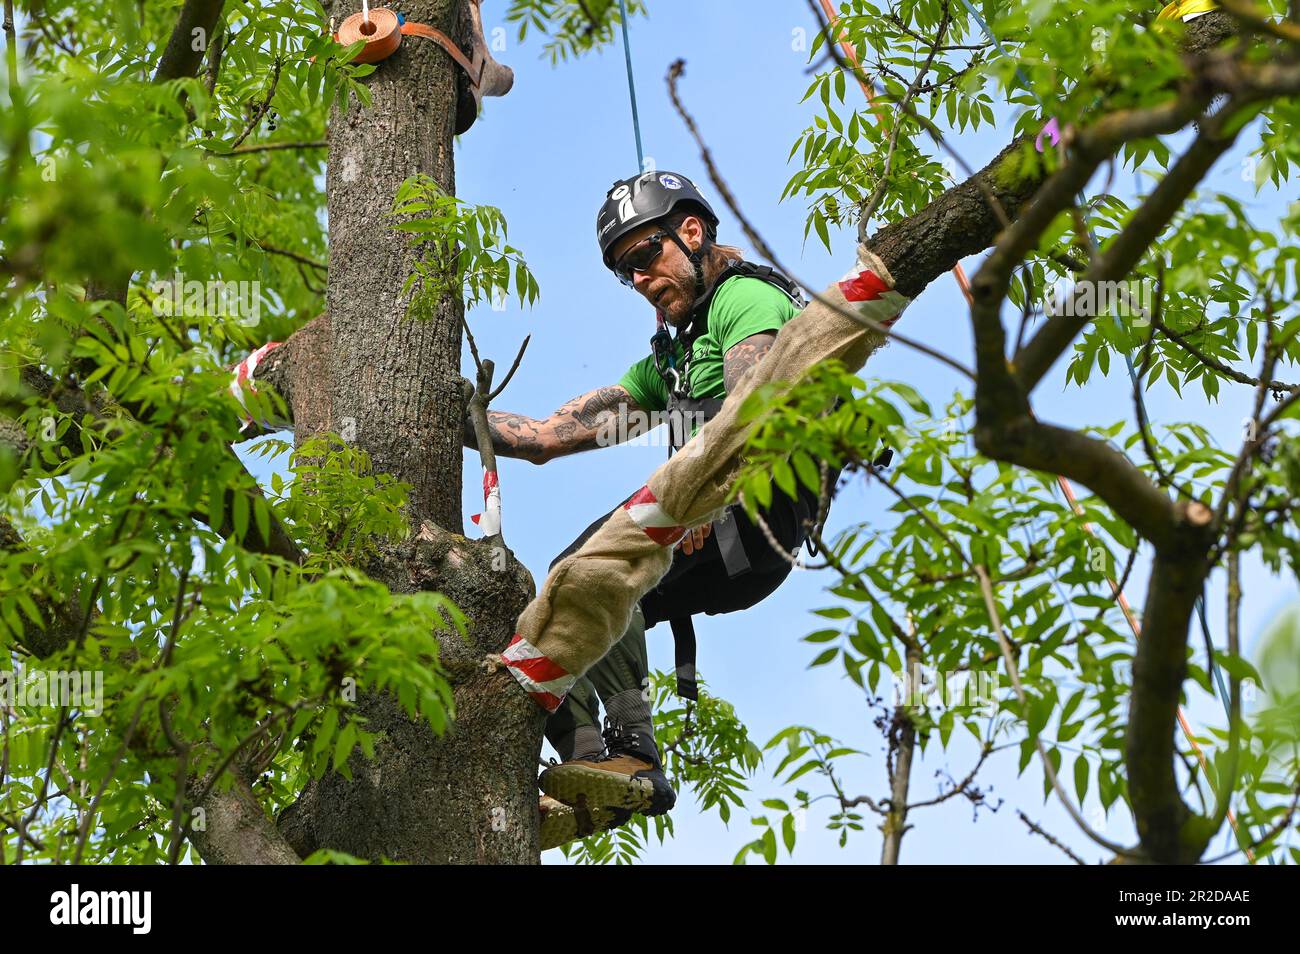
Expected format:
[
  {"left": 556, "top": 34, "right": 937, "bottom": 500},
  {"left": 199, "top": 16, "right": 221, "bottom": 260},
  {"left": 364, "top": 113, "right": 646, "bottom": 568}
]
[
  {"left": 728, "top": 1, "right": 1300, "bottom": 865},
  {"left": 0, "top": 0, "right": 1297, "bottom": 867},
  {"left": 0, "top": 0, "right": 532, "bottom": 864}
]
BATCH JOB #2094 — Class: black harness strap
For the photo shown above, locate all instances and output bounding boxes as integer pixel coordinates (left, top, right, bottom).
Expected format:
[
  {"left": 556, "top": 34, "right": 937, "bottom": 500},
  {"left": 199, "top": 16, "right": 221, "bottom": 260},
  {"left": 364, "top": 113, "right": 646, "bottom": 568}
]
[
  {"left": 665, "top": 396, "right": 724, "bottom": 450},
  {"left": 670, "top": 617, "right": 699, "bottom": 700},
  {"left": 712, "top": 508, "right": 752, "bottom": 577},
  {"left": 653, "top": 263, "right": 806, "bottom": 700}
]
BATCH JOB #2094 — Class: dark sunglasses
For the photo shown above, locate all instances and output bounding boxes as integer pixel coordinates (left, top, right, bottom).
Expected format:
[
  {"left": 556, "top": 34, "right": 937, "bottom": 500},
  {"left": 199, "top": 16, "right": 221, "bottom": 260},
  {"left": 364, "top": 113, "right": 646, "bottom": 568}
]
[{"left": 613, "top": 230, "right": 671, "bottom": 287}]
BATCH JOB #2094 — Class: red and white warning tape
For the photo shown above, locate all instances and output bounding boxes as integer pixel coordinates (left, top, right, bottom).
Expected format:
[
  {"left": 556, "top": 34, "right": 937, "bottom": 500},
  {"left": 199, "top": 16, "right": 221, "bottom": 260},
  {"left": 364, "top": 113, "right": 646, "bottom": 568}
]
[
  {"left": 623, "top": 484, "right": 688, "bottom": 547},
  {"left": 838, "top": 265, "right": 909, "bottom": 327},
  {"left": 500, "top": 633, "right": 575, "bottom": 713},
  {"left": 469, "top": 469, "right": 502, "bottom": 536}
]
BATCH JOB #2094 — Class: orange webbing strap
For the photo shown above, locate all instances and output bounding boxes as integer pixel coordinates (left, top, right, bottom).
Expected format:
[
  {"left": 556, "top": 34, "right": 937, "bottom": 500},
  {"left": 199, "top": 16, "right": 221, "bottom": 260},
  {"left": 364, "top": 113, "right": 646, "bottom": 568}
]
[{"left": 400, "top": 21, "right": 479, "bottom": 81}]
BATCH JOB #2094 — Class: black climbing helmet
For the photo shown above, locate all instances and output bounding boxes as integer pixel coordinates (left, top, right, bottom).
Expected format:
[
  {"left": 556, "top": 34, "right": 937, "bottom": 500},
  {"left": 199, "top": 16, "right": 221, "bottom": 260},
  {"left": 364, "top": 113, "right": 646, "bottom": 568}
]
[
  {"left": 597, "top": 171, "right": 721, "bottom": 305},
  {"left": 596, "top": 170, "right": 720, "bottom": 271}
]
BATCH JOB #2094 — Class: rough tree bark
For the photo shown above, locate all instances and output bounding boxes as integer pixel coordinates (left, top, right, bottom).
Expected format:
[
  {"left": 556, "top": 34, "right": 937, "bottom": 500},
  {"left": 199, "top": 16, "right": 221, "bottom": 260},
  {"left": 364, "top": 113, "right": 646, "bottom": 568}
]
[{"left": 273, "top": 0, "right": 546, "bottom": 864}]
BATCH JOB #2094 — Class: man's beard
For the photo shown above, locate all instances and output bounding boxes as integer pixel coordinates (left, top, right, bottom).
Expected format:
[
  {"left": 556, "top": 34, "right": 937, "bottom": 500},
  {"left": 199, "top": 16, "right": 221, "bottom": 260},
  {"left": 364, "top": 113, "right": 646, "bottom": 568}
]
[
  {"left": 661, "top": 292, "right": 689, "bottom": 326},
  {"left": 657, "top": 268, "right": 701, "bottom": 327}
]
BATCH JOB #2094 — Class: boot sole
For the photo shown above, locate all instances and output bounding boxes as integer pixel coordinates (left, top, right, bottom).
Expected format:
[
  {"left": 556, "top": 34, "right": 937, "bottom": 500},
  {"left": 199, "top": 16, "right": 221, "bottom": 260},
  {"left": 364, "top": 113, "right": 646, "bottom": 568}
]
[
  {"left": 539, "top": 763, "right": 656, "bottom": 812},
  {"left": 539, "top": 799, "right": 623, "bottom": 851}
]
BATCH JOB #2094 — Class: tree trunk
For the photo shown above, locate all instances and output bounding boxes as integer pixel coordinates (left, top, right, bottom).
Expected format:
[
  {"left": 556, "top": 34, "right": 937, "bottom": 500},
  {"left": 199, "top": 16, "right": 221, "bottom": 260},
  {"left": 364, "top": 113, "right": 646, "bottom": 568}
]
[{"left": 276, "top": 0, "right": 545, "bottom": 865}]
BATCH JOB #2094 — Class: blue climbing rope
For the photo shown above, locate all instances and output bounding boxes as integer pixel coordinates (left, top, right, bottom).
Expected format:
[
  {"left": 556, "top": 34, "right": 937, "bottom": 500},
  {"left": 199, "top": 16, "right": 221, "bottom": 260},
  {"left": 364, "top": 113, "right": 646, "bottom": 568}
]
[{"left": 617, "top": 0, "right": 645, "bottom": 170}]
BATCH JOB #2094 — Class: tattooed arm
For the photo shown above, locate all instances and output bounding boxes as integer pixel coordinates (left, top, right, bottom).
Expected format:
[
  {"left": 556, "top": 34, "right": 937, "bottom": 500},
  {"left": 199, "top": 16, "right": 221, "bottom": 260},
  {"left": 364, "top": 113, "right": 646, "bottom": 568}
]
[
  {"left": 723, "top": 331, "right": 777, "bottom": 393},
  {"left": 462, "top": 385, "right": 652, "bottom": 465}
]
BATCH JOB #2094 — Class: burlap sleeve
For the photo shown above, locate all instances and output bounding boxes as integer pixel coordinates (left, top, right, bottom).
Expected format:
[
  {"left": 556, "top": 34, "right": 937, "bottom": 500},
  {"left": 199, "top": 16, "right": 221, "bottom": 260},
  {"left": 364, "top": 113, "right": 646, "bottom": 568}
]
[{"left": 505, "top": 246, "right": 909, "bottom": 701}]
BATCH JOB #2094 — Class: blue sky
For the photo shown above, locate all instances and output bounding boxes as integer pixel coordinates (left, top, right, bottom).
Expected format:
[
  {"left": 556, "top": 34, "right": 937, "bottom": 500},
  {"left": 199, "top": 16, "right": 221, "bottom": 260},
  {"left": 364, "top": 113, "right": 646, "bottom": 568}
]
[{"left": 241, "top": 2, "right": 1299, "bottom": 863}]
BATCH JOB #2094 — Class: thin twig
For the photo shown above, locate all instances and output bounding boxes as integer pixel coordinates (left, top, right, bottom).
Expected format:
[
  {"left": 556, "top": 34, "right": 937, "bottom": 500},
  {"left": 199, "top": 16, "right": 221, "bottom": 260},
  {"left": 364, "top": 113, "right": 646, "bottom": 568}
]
[
  {"left": 666, "top": 58, "right": 975, "bottom": 381},
  {"left": 1130, "top": 265, "right": 1199, "bottom": 502},
  {"left": 30, "top": 7, "right": 79, "bottom": 56},
  {"left": 1154, "top": 317, "right": 1299, "bottom": 394},
  {"left": 975, "top": 564, "right": 1135, "bottom": 858},
  {"left": 858, "top": 4, "right": 953, "bottom": 238},
  {"left": 229, "top": 57, "right": 283, "bottom": 151},
  {"left": 487, "top": 335, "right": 531, "bottom": 402},
  {"left": 1017, "top": 810, "right": 1089, "bottom": 864},
  {"left": 211, "top": 140, "right": 328, "bottom": 157},
  {"left": 256, "top": 241, "right": 327, "bottom": 273},
  {"left": 460, "top": 315, "right": 506, "bottom": 545},
  {"left": 905, "top": 743, "right": 995, "bottom": 810}
]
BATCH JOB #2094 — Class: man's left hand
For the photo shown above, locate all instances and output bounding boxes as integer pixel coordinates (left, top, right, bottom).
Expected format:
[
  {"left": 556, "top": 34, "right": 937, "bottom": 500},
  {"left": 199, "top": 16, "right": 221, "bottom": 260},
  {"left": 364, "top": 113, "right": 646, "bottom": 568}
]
[{"left": 677, "top": 521, "right": 712, "bottom": 555}]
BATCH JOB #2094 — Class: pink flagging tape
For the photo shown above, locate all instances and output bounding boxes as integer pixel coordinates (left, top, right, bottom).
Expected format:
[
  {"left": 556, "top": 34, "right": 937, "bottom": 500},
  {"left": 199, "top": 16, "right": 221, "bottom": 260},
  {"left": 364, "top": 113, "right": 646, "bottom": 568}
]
[
  {"left": 501, "top": 633, "right": 574, "bottom": 713},
  {"left": 622, "top": 485, "right": 688, "bottom": 547},
  {"left": 470, "top": 469, "right": 501, "bottom": 536},
  {"left": 229, "top": 341, "right": 283, "bottom": 429},
  {"left": 1035, "top": 116, "right": 1062, "bottom": 153},
  {"left": 837, "top": 267, "right": 909, "bottom": 328}
]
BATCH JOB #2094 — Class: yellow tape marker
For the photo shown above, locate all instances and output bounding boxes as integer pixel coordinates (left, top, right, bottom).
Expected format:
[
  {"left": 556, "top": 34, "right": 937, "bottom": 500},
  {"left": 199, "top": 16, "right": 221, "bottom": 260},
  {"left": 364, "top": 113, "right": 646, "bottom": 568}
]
[{"left": 1156, "top": 0, "right": 1219, "bottom": 22}]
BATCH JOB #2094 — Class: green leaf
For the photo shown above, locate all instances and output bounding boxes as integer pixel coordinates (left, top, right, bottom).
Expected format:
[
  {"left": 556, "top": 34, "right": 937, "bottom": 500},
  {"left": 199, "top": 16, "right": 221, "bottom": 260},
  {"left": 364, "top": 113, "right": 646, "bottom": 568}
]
[
  {"left": 1212, "top": 651, "right": 1261, "bottom": 688},
  {"left": 333, "top": 720, "right": 357, "bottom": 772},
  {"left": 804, "top": 628, "right": 840, "bottom": 643},
  {"left": 814, "top": 606, "right": 851, "bottom": 620},
  {"left": 810, "top": 647, "right": 839, "bottom": 667},
  {"left": 232, "top": 490, "right": 249, "bottom": 542},
  {"left": 814, "top": 214, "right": 832, "bottom": 255}
]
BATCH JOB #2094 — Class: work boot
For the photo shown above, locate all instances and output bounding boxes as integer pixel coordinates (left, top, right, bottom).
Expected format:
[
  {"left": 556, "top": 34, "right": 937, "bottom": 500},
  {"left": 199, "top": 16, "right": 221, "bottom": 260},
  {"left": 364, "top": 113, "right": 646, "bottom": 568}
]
[
  {"left": 539, "top": 719, "right": 676, "bottom": 816},
  {"left": 537, "top": 795, "right": 629, "bottom": 851}
]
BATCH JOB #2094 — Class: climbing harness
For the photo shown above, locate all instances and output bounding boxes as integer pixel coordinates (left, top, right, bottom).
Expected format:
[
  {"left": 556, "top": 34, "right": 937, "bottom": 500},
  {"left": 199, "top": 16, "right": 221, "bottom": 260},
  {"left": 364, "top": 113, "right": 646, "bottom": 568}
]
[
  {"left": 647, "top": 261, "right": 850, "bottom": 700},
  {"left": 653, "top": 261, "right": 806, "bottom": 445},
  {"left": 651, "top": 261, "right": 804, "bottom": 457}
]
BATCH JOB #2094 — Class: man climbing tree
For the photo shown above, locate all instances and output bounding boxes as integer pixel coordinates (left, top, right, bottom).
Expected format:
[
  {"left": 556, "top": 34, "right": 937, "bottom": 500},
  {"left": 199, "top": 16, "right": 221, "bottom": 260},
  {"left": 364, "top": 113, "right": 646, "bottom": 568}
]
[
  {"left": 464, "top": 171, "right": 838, "bottom": 847},
  {"left": 3, "top": 0, "right": 1299, "bottom": 871}
]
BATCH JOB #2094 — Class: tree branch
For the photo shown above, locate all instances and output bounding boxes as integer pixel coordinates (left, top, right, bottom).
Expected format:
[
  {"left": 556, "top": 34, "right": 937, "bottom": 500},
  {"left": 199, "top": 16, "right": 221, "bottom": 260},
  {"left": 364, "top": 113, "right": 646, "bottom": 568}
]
[
  {"left": 1154, "top": 315, "right": 1299, "bottom": 393},
  {"left": 211, "top": 140, "right": 327, "bottom": 156},
  {"left": 1215, "top": 0, "right": 1300, "bottom": 42},
  {"left": 1014, "top": 124, "right": 1239, "bottom": 391},
  {"left": 153, "top": 0, "right": 227, "bottom": 84},
  {"left": 185, "top": 772, "right": 300, "bottom": 864}
]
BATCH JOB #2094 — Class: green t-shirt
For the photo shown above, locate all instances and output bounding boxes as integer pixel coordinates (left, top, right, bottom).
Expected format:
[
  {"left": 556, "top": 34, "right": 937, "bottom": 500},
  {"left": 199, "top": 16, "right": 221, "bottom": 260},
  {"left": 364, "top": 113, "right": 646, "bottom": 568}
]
[{"left": 617, "top": 275, "right": 798, "bottom": 413}]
